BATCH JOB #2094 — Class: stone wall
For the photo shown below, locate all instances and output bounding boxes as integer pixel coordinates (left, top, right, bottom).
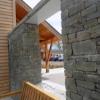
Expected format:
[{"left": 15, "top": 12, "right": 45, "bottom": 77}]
[
  {"left": 9, "top": 23, "right": 41, "bottom": 91},
  {"left": 61, "top": 0, "right": 100, "bottom": 100}
]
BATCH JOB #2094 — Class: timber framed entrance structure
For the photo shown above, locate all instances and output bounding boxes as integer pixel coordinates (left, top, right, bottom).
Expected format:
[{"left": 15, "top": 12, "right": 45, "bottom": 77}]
[
  {"left": 0, "top": 0, "right": 61, "bottom": 96},
  {"left": 39, "top": 21, "right": 61, "bottom": 72},
  {"left": 0, "top": 0, "right": 100, "bottom": 100}
]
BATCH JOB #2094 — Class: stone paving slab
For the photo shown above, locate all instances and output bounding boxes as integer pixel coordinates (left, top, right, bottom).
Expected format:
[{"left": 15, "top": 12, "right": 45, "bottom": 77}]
[
  {"left": 38, "top": 80, "right": 66, "bottom": 100},
  {"left": 40, "top": 68, "right": 66, "bottom": 100}
]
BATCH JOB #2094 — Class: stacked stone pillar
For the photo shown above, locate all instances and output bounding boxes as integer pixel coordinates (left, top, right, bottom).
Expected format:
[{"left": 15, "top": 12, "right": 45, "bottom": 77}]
[
  {"left": 9, "top": 23, "right": 41, "bottom": 90},
  {"left": 61, "top": 0, "right": 100, "bottom": 100}
]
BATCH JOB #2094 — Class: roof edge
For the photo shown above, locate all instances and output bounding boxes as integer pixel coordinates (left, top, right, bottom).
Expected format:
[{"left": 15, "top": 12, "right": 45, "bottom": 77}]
[
  {"left": 43, "top": 21, "right": 62, "bottom": 40},
  {"left": 9, "top": 0, "right": 50, "bottom": 37}
]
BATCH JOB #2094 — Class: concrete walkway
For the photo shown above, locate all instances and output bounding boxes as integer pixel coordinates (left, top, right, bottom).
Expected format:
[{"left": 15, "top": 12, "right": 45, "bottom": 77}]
[{"left": 39, "top": 68, "right": 66, "bottom": 100}]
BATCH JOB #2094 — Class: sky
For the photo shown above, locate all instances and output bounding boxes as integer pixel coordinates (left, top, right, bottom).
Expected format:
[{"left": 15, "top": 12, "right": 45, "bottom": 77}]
[
  {"left": 23, "top": 0, "right": 41, "bottom": 8},
  {"left": 23, "top": 0, "right": 62, "bottom": 33},
  {"left": 47, "top": 11, "right": 61, "bottom": 33}
]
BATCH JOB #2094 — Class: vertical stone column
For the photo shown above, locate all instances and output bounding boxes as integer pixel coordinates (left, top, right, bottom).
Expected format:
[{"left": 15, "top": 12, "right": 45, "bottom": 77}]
[
  {"left": 61, "top": 0, "right": 100, "bottom": 100},
  {"left": 9, "top": 23, "right": 41, "bottom": 90}
]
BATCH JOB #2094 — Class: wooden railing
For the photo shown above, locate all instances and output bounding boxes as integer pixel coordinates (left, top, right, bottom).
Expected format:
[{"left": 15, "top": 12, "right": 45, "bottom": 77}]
[{"left": 0, "top": 82, "right": 59, "bottom": 100}]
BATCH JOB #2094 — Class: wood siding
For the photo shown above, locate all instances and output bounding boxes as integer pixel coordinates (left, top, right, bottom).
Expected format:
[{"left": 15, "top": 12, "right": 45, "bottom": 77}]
[
  {"left": 0, "top": 0, "right": 15, "bottom": 95},
  {"left": 0, "top": 82, "right": 59, "bottom": 100}
]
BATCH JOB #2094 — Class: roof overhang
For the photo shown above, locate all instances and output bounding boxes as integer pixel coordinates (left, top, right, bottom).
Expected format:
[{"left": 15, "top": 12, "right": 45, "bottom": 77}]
[
  {"left": 16, "top": 0, "right": 31, "bottom": 12},
  {"left": 26, "top": 0, "right": 61, "bottom": 24},
  {"left": 39, "top": 21, "right": 62, "bottom": 45},
  {"left": 16, "top": 0, "right": 32, "bottom": 22},
  {"left": 9, "top": 0, "right": 61, "bottom": 40},
  {"left": 14, "top": 0, "right": 61, "bottom": 26}
]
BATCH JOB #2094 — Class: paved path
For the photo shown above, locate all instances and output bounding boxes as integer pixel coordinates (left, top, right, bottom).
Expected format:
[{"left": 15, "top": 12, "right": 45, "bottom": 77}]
[
  {"left": 42, "top": 68, "right": 65, "bottom": 86},
  {"left": 40, "top": 68, "right": 66, "bottom": 100}
]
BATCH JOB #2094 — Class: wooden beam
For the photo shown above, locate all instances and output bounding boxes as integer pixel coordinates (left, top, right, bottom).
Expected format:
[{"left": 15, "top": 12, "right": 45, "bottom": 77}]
[
  {"left": 44, "top": 43, "right": 48, "bottom": 72},
  {"left": 40, "top": 37, "right": 56, "bottom": 45},
  {"left": 41, "top": 21, "right": 62, "bottom": 40},
  {"left": 45, "top": 39, "right": 53, "bottom": 73}
]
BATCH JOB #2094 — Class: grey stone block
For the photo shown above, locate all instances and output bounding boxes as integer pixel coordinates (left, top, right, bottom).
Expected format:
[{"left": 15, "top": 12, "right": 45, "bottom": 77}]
[
  {"left": 64, "top": 59, "right": 76, "bottom": 71},
  {"left": 73, "top": 71, "right": 85, "bottom": 80},
  {"left": 96, "top": 84, "right": 100, "bottom": 89},
  {"left": 97, "top": 1, "right": 100, "bottom": 11},
  {"left": 76, "top": 80, "right": 95, "bottom": 90},
  {"left": 87, "top": 54, "right": 100, "bottom": 61},
  {"left": 65, "top": 70, "right": 73, "bottom": 78},
  {"left": 84, "top": 0, "right": 97, "bottom": 8},
  {"left": 68, "top": 2, "right": 85, "bottom": 16},
  {"left": 62, "top": 34, "right": 69, "bottom": 43},
  {"left": 75, "top": 62, "right": 97, "bottom": 72},
  {"left": 83, "top": 96, "right": 91, "bottom": 100},
  {"left": 90, "top": 91, "right": 100, "bottom": 100},
  {"left": 66, "top": 13, "right": 81, "bottom": 26},
  {"left": 97, "top": 68, "right": 100, "bottom": 74},
  {"left": 63, "top": 44, "right": 72, "bottom": 56},
  {"left": 77, "top": 30, "right": 91, "bottom": 41},
  {"left": 90, "top": 25, "right": 100, "bottom": 38},
  {"left": 65, "top": 78, "right": 77, "bottom": 93},
  {"left": 63, "top": 9, "right": 69, "bottom": 18},
  {"left": 96, "top": 38, "right": 100, "bottom": 46},
  {"left": 85, "top": 19, "right": 98, "bottom": 28},
  {"left": 71, "top": 93, "right": 82, "bottom": 100},
  {"left": 87, "top": 11, "right": 100, "bottom": 21},
  {"left": 66, "top": 91, "right": 71, "bottom": 99},
  {"left": 68, "top": 33, "right": 76, "bottom": 43},
  {"left": 96, "top": 88, "right": 100, "bottom": 93},
  {"left": 96, "top": 46, "right": 100, "bottom": 54},
  {"left": 72, "top": 40, "right": 96, "bottom": 55},
  {"left": 85, "top": 74, "right": 100, "bottom": 83},
  {"left": 61, "top": 0, "right": 78, "bottom": 10},
  {"left": 98, "top": 18, "right": 100, "bottom": 23},
  {"left": 77, "top": 86, "right": 91, "bottom": 96},
  {"left": 81, "top": 5, "right": 96, "bottom": 16},
  {"left": 65, "top": 26, "right": 77, "bottom": 34},
  {"left": 71, "top": 55, "right": 88, "bottom": 62}
]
